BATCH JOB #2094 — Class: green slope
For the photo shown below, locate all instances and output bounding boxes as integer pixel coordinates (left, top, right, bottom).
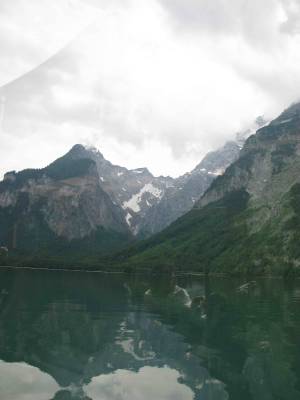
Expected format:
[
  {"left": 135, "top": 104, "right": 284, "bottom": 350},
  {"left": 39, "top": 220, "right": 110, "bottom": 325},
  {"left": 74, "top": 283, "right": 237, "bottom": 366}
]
[
  {"left": 117, "top": 184, "right": 300, "bottom": 276},
  {"left": 116, "top": 190, "right": 249, "bottom": 273},
  {"left": 116, "top": 103, "right": 300, "bottom": 276}
]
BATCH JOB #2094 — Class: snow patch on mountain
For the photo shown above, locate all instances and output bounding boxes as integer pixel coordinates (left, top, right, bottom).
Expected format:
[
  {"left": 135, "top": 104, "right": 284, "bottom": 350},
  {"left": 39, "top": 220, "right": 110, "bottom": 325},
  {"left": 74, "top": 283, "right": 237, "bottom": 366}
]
[
  {"left": 126, "top": 213, "right": 132, "bottom": 226},
  {"left": 208, "top": 168, "right": 225, "bottom": 176},
  {"left": 122, "top": 184, "right": 162, "bottom": 213},
  {"left": 277, "top": 118, "right": 293, "bottom": 125}
]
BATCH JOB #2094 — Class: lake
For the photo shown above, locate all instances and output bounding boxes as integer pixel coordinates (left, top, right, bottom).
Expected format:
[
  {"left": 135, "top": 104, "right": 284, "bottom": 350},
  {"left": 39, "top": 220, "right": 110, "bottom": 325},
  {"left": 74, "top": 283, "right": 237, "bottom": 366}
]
[{"left": 0, "top": 269, "right": 300, "bottom": 400}]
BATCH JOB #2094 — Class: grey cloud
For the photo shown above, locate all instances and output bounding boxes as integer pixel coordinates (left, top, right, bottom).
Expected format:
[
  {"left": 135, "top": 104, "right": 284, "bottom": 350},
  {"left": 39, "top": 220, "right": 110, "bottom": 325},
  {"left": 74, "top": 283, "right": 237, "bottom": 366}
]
[
  {"left": 280, "top": 0, "right": 300, "bottom": 34},
  {"left": 159, "top": 0, "right": 298, "bottom": 45},
  {"left": 1, "top": 45, "right": 146, "bottom": 149},
  {"left": 158, "top": 0, "right": 300, "bottom": 117},
  {"left": 0, "top": 0, "right": 95, "bottom": 87},
  {"left": 232, "top": 62, "right": 300, "bottom": 111},
  {"left": 84, "top": 0, "right": 131, "bottom": 9},
  {"left": 160, "top": 0, "right": 241, "bottom": 32}
]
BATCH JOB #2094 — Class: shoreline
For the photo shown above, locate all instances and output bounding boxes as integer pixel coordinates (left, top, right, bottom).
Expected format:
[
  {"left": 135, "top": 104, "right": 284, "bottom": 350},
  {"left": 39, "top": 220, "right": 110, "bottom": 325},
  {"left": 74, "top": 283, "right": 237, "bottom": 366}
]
[
  {"left": 0, "top": 265, "right": 293, "bottom": 279},
  {"left": 0, "top": 265, "right": 123, "bottom": 274}
]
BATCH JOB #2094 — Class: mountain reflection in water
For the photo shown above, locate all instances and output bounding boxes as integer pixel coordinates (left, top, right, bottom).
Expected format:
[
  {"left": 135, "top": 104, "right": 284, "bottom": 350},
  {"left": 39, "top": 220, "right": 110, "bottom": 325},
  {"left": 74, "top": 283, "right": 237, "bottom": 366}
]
[{"left": 0, "top": 270, "right": 299, "bottom": 400}]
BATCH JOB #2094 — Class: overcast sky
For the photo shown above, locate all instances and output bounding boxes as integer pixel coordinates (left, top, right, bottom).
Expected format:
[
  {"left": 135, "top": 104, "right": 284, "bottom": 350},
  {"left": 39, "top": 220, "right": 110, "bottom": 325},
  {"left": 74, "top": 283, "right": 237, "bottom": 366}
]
[{"left": 1, "top": 0, "right": 300, "bottom": 178}]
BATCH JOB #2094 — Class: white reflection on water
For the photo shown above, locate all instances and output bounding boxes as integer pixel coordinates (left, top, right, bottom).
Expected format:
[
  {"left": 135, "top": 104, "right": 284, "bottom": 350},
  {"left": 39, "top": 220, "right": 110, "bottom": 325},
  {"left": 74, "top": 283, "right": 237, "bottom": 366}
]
[
  {"left": 0, "top": 360, "right": 60, "bottom": 400},
  {"left": 84, "top": 366, "right": 194, "bottom": 400}
]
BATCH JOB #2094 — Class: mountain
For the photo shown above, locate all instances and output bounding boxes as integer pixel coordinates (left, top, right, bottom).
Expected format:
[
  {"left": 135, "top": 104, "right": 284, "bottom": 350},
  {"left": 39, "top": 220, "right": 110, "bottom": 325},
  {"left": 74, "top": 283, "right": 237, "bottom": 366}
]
[
  {"left": 120, "top": 103, "right": 300, "bottom": 276},
  {"left": 138, "top": 140, "right": 241, "bottom": 236},
  {"left": 38, "top": 142, "right": 237, "bottom": 240},
  {"left": 66, "top": 129, "right": 257, "bottom": 238},
  {"left": 0, "top": 151, "right": 132, "bottom": 260},
  {"left": 138, "top": 116, "right": 267, "bottom": 236},
  {"left": 64, "top": 144, "right": 174, "bottom": 236},
  {"left": 0, "top": 117, "right": 264, "bottom": 263}
]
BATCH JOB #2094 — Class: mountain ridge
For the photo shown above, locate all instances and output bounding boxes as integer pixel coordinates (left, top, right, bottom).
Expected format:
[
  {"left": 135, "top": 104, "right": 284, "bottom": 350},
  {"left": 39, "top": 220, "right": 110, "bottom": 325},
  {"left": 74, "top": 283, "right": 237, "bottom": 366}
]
[
  {"left": 0, "top": 115, "right": 266, "bottom": 264},
  {"left": 118, "top": 103, "right": 300, "bottom": 276},
  {"left": 60, "top": 124, "right": 258, "bottom": 237}
]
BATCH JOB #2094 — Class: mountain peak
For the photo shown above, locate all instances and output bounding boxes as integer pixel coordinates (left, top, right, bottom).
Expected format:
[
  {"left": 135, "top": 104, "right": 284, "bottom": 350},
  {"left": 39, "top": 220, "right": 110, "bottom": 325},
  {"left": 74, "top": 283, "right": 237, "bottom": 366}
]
[
  {"left": 67, "top": 144, "right": 89, "bottom": 158},
  {"left": 70, "top": 143, "right": 85, "bottom": 152},
  {"left": 67, "top": 144, "right": 104, "bottom": 160}
]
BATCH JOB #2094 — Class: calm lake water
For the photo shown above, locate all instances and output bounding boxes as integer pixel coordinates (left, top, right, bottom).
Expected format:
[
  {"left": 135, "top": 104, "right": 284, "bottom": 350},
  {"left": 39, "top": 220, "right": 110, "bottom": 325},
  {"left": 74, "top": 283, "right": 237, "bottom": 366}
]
[{"left": 0, "top": 270, "right": 300, "bottom": 400}]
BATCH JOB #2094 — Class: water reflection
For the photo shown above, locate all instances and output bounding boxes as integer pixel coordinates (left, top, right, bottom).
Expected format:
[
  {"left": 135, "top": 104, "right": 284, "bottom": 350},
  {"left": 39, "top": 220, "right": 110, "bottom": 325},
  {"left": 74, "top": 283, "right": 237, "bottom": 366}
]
[
  {"left": 85, "top": 366, "right": 193, "bottom": 400},
  {"left": 0, "top": 270, "right": 299, "bottom": 400},
  {"left": 0, "top": 360, "right": 59, "bottom": 400}
]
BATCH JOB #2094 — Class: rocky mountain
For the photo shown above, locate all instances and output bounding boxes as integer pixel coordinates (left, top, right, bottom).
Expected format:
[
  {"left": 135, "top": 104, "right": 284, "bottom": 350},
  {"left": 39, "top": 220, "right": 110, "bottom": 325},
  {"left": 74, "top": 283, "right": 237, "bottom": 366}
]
[
  {"left": 138, "top": 140, "right": 241, "bottom": 236},
  {"left": 120, "top": 103, "right": 300, "bottom": 276},
  {"left": 65, "top": 126, "right": 258, "bottom": 238},
  {"left": 0, "top": 152, "right": 132, "bottom": 259},
  {"left": 125, "top": 115, "right": 266, "bottom": 236},
  {"left": 134, "top": 116, "right": 266, "bottom": 236},
  {"left": 64, "top": 144, "right": 174, "bottom": 236}
]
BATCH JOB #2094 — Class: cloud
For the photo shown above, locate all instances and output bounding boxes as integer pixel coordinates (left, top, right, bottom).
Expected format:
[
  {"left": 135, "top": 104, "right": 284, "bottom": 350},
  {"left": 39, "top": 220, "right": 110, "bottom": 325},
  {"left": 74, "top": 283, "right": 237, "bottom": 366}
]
[
  {"left": 159, "top": 0, "right": 284, "bottom": 42},
  {"left": 0, "top": 360, "right": 59, "bottom": 400},
  {"left": 0, "top": 0, "right": 96, "bottom": 87},
  {"left": 1, "top": 0, "right": 300, "bottom": 178},
  {"left": 280, "top": 0, "right": 300, "bottom": 34},
  {"left": 84, "top": 366, "right": 194, "bottom": 400}
]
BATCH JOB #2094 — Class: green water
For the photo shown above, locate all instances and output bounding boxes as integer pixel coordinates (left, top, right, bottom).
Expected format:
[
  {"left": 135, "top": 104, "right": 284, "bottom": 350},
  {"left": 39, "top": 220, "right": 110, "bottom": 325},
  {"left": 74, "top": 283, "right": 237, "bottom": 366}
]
[{"left": 0, "top": 270, "right": 300, "bottom": 400}]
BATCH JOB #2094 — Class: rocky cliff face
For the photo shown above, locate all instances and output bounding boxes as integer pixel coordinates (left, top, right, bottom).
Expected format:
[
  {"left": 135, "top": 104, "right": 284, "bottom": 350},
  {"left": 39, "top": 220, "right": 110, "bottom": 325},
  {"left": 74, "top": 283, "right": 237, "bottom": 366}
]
[
  {"left": 197, "top": 104, "right": 300, "bottom": 210},
  {"left": 0, "top": 154, "right": 131, "bottom": 256}
]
